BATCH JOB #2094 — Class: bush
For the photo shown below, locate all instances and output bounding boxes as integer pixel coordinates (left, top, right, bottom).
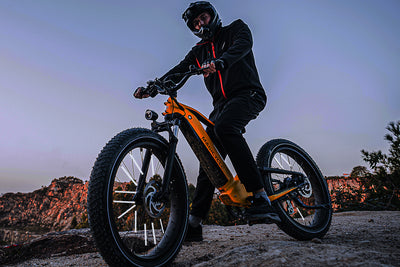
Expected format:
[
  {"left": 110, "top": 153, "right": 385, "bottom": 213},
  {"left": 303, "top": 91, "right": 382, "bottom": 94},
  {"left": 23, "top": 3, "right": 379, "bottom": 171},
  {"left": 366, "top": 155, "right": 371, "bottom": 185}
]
[{"left": 360, "top": 121, "right": 400, "bottom": 210}]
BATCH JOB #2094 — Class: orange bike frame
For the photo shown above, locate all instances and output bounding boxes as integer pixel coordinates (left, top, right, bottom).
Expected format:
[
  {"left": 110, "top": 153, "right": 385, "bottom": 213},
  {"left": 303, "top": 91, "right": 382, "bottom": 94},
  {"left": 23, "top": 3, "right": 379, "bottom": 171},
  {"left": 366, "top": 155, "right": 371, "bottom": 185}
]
[
  {"left": 161, "top": 96, "right": 306, "bottom": 208},
  {"left": 163, "top": 97, "right": 253, "bottom": 207}
]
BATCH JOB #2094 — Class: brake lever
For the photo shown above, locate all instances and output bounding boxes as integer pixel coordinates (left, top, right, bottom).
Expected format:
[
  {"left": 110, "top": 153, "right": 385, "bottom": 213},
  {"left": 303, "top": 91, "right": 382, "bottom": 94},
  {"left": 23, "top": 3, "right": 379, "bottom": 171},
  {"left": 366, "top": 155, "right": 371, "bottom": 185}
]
[{"left": 189, "top": 64, "right": 208, "bottom": 75}]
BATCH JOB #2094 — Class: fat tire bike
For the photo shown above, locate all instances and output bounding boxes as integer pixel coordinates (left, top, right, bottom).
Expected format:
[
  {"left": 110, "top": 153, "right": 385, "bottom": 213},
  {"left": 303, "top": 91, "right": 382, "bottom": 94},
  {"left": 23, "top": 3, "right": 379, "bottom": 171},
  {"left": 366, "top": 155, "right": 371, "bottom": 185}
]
[{"left": 87, "top": 66, "right": 332, "bottom": 266}]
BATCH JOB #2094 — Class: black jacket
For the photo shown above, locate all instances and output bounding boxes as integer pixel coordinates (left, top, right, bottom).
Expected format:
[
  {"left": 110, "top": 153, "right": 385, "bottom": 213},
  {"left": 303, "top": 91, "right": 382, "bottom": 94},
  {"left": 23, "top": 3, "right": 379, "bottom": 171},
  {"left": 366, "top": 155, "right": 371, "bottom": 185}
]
[{"left": 163, "top": 19, "right": 266, "bottom": 107}]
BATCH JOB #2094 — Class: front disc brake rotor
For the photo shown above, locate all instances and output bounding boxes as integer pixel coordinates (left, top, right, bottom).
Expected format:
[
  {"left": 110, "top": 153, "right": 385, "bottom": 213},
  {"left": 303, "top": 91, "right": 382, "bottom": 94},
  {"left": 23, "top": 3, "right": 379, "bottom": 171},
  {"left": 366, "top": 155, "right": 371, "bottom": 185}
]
[{"left": 143, "top": 180, "right": 165, "bottom": 218}]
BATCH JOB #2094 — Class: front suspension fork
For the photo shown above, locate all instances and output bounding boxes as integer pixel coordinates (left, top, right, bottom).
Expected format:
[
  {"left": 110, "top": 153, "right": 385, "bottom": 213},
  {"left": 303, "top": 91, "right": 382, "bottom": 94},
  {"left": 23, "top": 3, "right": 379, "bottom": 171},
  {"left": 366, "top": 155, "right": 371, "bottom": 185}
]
[
  {"left": 134, "top": 121, "right": 180, "bottom": 203},
  {"left": 157, "top": 122, "right": 180, "bottom": 200}
]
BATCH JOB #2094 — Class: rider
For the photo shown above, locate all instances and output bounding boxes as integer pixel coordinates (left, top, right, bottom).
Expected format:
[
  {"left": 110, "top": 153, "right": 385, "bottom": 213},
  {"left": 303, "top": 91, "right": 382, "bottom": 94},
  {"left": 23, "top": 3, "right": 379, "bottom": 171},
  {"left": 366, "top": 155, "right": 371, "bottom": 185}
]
[{"left": 134, "top": 1, "right": 280, "bottom": 242}]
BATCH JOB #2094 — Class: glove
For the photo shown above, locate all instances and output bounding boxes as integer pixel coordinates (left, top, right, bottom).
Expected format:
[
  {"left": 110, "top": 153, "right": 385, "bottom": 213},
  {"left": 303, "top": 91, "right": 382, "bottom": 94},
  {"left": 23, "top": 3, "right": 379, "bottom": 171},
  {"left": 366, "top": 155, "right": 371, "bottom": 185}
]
[
  {"left": 133, "top": 80, "right": 160, "bottom": 99},
  {"left": 201, "top": 59, "right": 224, "bottom": 70},
  {"left": 133, "top": 87, "right": 149, "bottom": 99},
  {"left": 213, "top": 59, "right": 225, "bottom": 71}
]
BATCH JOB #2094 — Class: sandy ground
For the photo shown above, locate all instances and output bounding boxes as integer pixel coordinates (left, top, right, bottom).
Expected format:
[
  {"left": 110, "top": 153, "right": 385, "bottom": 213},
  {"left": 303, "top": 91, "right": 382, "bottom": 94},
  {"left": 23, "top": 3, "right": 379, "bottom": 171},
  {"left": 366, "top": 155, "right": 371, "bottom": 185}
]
[{"left": 6, "top": 211, "right": 400, "bottom": 267}]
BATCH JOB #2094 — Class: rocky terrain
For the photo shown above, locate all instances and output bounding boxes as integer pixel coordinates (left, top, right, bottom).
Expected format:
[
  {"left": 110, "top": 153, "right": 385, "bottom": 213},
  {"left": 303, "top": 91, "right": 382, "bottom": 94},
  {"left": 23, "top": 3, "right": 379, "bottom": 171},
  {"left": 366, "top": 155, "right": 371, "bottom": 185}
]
[
  {"left": 1, "top": 176, "right": 360, "bottom": 246},
  {"left": 1, "top": 211, "right": 399, "bottom": 266},
  {"left": 0, "top": 177, "right": 88, "bottom": 245}
]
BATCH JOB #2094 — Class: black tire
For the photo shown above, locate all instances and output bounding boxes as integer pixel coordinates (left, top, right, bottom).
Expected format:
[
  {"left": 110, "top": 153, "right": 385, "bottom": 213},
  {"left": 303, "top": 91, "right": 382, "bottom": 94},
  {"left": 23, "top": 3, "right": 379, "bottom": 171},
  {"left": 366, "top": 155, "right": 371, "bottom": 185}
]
[
  {"left": 256, "top": 139, "right": 332, "bottom": 240},
  {"left": 87, "top": 128, "right": 188, "bottom": 266}
]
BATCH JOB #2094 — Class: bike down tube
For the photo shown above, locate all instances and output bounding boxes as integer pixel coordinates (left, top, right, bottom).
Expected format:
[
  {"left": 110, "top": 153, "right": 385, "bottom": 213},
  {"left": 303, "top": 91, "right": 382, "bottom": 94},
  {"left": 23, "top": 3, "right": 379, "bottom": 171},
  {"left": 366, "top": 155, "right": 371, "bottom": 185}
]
[
  {"left": 163, "top": 97, "right": 253, "bottom": 207},
  {"left": 163, "top": 97, "right": 233, "bottom": 187}
]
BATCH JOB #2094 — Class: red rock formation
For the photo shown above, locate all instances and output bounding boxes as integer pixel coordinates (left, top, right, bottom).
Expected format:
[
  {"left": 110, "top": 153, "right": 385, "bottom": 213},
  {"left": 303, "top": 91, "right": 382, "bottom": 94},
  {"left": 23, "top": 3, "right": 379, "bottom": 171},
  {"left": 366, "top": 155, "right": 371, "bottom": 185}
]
[
  {"left": 326, "top": 176, "right": 363, "bottom": 210},
  {"left": 0, "top": 177, "right": 88, "bottom": 232}
]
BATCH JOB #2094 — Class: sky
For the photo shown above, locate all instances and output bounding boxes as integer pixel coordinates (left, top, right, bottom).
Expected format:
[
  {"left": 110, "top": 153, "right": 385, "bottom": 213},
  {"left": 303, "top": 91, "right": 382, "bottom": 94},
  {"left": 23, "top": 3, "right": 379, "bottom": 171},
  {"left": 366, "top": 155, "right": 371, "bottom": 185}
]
[{"left": 0, "top": 0, "right": 399, "bottom": 194}]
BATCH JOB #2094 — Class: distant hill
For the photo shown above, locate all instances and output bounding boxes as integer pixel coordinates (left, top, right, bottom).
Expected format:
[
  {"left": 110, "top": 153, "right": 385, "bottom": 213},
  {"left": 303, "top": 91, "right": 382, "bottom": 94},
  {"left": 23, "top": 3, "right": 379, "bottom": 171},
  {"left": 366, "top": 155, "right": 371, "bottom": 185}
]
[{"left": 0, "top": 176, "right": 88, "bottom": 233}]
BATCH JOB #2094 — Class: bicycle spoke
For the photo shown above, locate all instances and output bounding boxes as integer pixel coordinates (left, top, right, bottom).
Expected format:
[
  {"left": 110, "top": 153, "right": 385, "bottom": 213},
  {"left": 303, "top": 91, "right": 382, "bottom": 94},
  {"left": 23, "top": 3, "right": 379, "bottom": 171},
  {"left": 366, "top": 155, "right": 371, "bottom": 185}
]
[
  {"left": 151, "top": 222, "right": 157, "bottom": 245},
  {"left": 295, "top": 205, "right": 305, "bottom": 220},
  {"left": 160, "top": 219, "right": 165, "bottom": 234},
  {"left": 135, "top": 211, "right": 137, "bottom": 232},
  {"left": 129, "top": 152, "right": 144, "bottom": 175},
  {"left": 118, "top": 204, "right": 137, "bottom": 219},
  {"left": 280, "top": 153, "right": 292, "bottom": 169},
  {"left": 115, "top": 190, "right": 136, "bottom": 194},
  {"left": 151, "top": 156, "right": 155, "bottom": 177},
  {"left": 144, "top": 224, "right": 147, "bottom": 246},
  {"left": 269, "top": 151, "right": 320, "bottom": 227},
  {"left": 120, "top": 163, "right": 137, "bottom": 186},
  {"left": 273, "top": 155, "right": 284, "bottom": 169}
]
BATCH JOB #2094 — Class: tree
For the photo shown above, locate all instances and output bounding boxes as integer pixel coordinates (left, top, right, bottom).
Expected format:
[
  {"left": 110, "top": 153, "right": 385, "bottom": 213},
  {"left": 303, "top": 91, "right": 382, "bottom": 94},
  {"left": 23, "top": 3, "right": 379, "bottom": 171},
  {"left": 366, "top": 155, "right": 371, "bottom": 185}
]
[
  {"left": 350, "top": 166, "right": 369, "bottom": 178},
  {"left": 360, "top": 121, "right": 400, "bottom": 210}
]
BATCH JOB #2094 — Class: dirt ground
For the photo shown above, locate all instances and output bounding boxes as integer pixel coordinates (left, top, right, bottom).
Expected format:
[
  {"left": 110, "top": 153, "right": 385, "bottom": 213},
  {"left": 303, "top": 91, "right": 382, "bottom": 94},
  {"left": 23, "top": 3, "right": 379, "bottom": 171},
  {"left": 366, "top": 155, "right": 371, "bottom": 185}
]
[{"left": 6, "top": 211, "right": 400, "bottom": 266}]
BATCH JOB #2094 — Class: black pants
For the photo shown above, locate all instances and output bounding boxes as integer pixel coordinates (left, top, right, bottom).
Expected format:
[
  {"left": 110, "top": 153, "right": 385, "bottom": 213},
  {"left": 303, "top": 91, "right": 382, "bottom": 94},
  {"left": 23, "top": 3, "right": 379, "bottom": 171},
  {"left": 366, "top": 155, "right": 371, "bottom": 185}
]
[{"left": 190, "top": 90, "right": 266, "bottom": 219}]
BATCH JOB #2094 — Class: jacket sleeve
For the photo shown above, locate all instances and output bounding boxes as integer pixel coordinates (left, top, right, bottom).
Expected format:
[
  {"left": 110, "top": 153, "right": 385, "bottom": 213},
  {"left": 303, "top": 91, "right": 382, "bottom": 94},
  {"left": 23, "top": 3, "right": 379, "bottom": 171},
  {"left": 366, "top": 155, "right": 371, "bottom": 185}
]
[
  {"left": 219, "top": 19, "right": 253, "bottom": 68},
  {"left": 161, "top": 48, "right": 197, "bottom": 83}
]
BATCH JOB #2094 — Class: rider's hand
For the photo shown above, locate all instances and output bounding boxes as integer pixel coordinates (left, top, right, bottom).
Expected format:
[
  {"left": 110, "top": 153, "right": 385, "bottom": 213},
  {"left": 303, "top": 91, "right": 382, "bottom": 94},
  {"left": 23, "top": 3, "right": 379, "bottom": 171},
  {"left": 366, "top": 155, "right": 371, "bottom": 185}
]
[
  {"left": 133, "top": 87, "right": 150, "bottom": 99},
  {"left": 201, "top": 59, "right": 224, "bottom": 78}
]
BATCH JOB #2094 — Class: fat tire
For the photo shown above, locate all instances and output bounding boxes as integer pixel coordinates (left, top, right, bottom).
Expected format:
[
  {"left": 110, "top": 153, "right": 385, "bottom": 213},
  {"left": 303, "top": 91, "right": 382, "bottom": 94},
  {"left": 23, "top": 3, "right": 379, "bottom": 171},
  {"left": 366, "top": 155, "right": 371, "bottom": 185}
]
[
  {"left": 256, "top": 139, "right": 332, "bottom": 240},
  {"left": 87, "top": 128, "right": 188, "bottom": 266}
]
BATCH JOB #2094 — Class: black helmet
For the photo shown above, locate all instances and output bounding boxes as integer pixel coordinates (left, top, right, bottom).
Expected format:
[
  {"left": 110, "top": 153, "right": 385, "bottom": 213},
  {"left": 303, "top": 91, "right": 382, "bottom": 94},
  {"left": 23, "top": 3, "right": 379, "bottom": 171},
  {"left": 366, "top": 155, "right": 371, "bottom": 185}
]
[{"left": 182, "top": 1, "right": 221, "bottom": 40}]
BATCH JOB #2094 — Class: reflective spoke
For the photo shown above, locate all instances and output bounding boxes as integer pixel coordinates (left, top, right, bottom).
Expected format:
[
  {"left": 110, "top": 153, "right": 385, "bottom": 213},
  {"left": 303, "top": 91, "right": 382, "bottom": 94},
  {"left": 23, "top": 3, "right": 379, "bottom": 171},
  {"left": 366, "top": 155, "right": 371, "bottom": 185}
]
[
  {"left": 129, "top": 153, "right": 144, "bottom": 175},
  {"left": 280, "top": 154, "right": 292, "bottom": 169},
  {"left": 160, "top": 219, "right": 164, "bottom": 234},
  {"left": 295, "top": 205, "right": 305, "bottom": 220},
  {"left": 115, "top": 190, "right": 136, "bottom": 194},
  {"left": 151, "top": 156, "right": 155, "bottom": 177},
  {"left": 120, "top": 164, "right": 137, "bottom": 185},
  {"left": 135, "top": 211, "right": 137, "bottom": 232},
  {"left": 113, "top": 200, "right": 135, "bottom": 204},
  {"left": 273, "top": 155, "right": 284, "bottom": 169},
  {"left": 118, "top": 204, "right": 136, "bottom": 219},
  {"left": 144, "top": 224, "right": 147, "bottom": 246},
  {"left": 151, "top": 222, "right": 156, "bottom": 245}
]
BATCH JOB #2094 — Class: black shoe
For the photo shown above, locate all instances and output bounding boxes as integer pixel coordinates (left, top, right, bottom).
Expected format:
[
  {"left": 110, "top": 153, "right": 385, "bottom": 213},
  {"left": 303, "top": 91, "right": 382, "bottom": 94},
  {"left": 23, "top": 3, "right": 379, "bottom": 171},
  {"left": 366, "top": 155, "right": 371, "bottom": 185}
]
[
  {"left": 245, "top": 197, "right": 281, "bottom": 224},
  {"left": 185, "top": 224, "right": 203, "bottom": 242}
]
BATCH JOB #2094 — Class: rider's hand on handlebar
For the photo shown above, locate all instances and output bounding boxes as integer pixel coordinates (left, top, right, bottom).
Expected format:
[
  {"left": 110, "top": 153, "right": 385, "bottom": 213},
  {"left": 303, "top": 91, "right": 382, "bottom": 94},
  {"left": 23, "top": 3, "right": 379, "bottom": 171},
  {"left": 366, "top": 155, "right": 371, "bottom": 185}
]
[
  {"left": 133, "top": 87, "right": 150, "bottom": 99},
  {"left": 134, "top": 80, "right": 159, "bottom": 99},
  {"left": 201, "top": 59, "right": 224, "bottom": 78}
]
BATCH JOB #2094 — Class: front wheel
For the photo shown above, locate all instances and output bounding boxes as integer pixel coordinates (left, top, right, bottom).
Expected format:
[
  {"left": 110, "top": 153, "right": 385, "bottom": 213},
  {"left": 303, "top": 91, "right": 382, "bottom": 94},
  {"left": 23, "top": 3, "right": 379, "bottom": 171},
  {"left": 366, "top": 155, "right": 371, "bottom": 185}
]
[
  {"left": 87, "top": 128, "right": 188, "bottom": 266},
  {"left": 256, "top": 139, "right": 332, "bottom": 240}
]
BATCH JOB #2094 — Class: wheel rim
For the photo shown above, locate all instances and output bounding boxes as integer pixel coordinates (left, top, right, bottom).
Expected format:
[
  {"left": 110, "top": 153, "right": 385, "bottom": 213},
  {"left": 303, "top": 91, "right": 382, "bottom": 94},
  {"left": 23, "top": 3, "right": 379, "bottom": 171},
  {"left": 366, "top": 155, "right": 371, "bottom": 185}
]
[
  {"left": 106, "top": 140, "right": 183, "bottom": 262},
  {"left": 268, "top": 146, "right": 330, "bottom": 230}
]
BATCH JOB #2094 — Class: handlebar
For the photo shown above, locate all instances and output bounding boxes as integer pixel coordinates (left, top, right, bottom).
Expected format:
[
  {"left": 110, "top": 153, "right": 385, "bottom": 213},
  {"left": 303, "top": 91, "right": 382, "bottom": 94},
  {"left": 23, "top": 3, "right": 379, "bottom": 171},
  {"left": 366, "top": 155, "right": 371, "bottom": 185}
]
[{"left": 141, "top": 65, "right": 204, "bottom": 97}]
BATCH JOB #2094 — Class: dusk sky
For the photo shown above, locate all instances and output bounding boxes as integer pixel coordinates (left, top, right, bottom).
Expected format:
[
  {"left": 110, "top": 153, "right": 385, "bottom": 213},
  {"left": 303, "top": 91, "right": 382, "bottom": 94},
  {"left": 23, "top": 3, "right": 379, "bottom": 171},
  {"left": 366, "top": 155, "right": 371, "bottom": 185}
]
[{"left": 1, "top": 0, "right": 399, "bottom": 194}]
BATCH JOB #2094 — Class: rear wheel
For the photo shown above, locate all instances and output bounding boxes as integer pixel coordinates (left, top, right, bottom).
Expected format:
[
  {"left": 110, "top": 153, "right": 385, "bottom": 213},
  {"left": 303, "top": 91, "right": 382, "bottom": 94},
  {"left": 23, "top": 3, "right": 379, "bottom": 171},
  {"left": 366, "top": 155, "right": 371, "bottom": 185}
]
[
  {"left": 87, "top": 128, "right": 188, "bottom": 266},
  {"left": 256, "top": 139, "right": 332, "bottom": 240}
]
